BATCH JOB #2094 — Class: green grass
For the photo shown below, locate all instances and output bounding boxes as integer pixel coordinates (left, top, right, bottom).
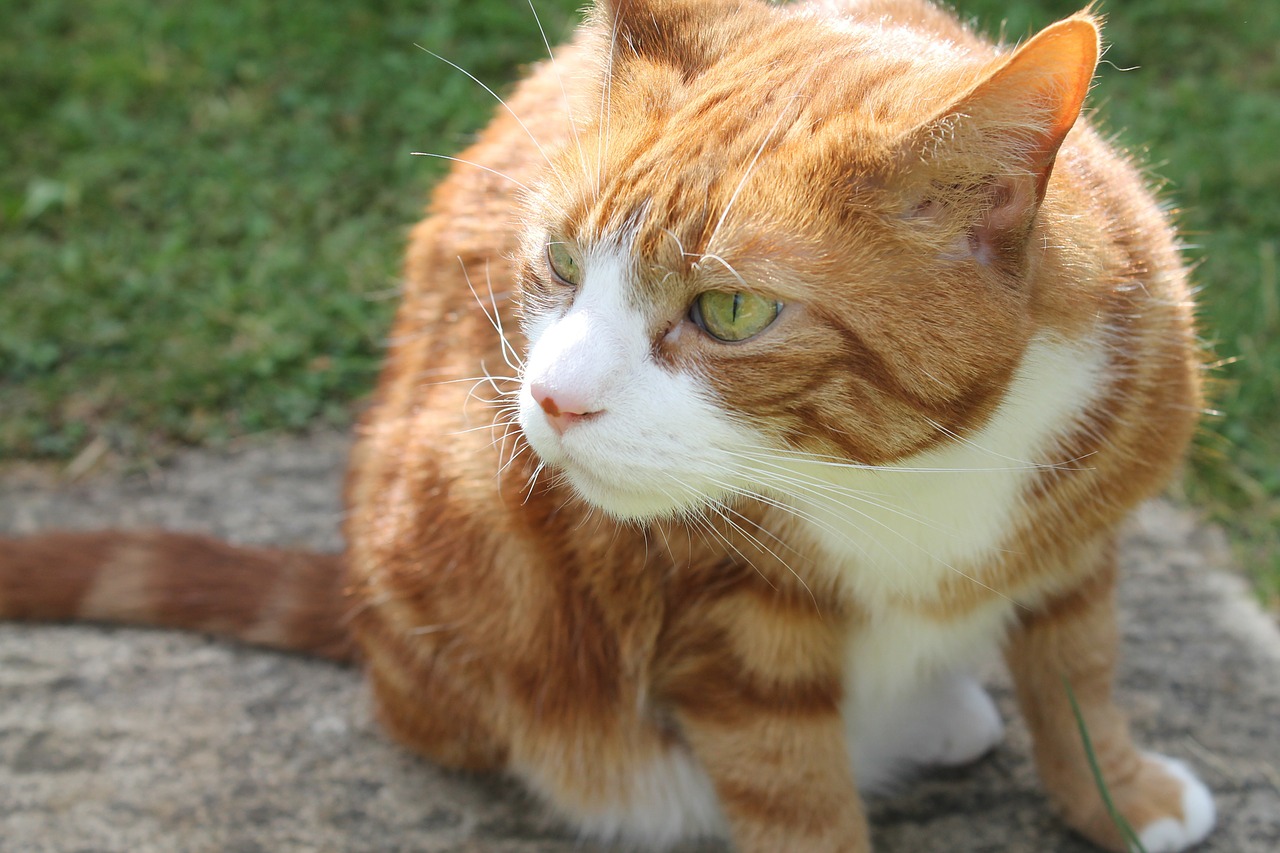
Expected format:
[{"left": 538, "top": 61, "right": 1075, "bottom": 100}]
[
  {"left": 0, "top": 0, "right": 580, "bottom": 454},
  {"left": 3, "top": 0, "right": 1277, "bottom": 603}
]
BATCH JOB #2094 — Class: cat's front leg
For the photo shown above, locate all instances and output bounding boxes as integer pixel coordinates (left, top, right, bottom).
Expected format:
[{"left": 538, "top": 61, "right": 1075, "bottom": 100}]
[
  {"left": 1005, "top": 541, "right": 1215, "bottom": 852},
  {"left": 662, "top": 590, "right": 871, "bottom": 852}
]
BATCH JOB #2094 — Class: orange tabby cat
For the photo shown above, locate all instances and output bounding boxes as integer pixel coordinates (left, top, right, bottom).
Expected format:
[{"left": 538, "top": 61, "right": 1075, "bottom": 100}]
[{"left": 0, "top": 1, "right": 1215, "bottom": 850}]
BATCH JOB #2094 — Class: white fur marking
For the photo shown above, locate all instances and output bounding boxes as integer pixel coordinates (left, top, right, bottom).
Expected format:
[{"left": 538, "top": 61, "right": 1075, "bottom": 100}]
[
  {"left": 850, "top": 670, "right": 1004, "bottom": 792},
  {"left": 814, "top": 334, "right": 1105, "bottom": 789},
  {"left": 780, "top": 333, "right": 1108, "bottom": 604},
  {"left": 519, "top": 244, "right": 756, "bottom": 519},
  {"left": 1137, "top": 753, "right": 1216, "bottom": 853},
  {"left": 519, "top": 748, "right": 724, "bottom": 847},
  {"left": 842, "top": 603, "right": 1008, "bottom": 791}
]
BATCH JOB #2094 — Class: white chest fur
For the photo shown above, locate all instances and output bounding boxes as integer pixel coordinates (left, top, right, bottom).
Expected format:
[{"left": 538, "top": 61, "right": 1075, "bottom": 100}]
[
  {"left": 788, "top": 333, "right": 1110, "bottom": 720},
  {"left": 819, "top": 328, "right": 1111, "bottom": 789},
  {"left": 785, "top": 332, "right": 1108, "bottom": 609}
]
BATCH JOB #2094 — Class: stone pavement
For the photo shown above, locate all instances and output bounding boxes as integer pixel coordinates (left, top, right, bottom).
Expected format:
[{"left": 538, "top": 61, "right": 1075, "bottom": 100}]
[{"left": 1, "top": 433, "right": 1277, "bottom": 852}]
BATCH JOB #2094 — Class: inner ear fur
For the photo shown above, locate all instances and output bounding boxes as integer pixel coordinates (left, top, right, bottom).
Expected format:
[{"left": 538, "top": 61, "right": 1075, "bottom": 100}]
[{"left": 902, "top": 14, "right": 1100, "bottom": 260}]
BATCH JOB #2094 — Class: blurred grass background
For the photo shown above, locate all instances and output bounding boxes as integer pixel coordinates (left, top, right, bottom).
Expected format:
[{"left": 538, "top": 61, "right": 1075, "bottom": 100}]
[{"left": 2, "top": 0, "right": 1276, "bottom": 604}]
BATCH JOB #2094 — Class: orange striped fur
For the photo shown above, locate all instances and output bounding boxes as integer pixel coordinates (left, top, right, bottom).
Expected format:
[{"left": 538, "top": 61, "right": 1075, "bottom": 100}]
[
  {"left": 1, "top": 1, "right": 1214, "bottom": 850},
  {"left": 0, "top": 530, "right": 351, "bottom": 661}
]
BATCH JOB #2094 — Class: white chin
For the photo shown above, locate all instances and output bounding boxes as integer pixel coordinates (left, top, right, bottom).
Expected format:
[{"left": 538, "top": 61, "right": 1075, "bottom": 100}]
[{"left": 562, "top": 467, "right": 699, "bottom": 522}]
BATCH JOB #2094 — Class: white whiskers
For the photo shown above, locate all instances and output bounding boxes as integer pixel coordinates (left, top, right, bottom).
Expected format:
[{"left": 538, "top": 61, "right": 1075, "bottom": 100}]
[
  {"left": 409, "top": 152, "right": 531, "bottom": 193},
  {"left": 526, "top": 0, "right": 591, "bottom": 190},
  {"left": 414, "top": 44, "right": 560, "bottom": 180}
]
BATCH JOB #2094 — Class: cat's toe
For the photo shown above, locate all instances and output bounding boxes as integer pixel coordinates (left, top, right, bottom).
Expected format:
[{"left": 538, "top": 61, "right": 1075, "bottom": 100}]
[{"left": 1133, "top": 754, "right": 1216, "bottom": 853}]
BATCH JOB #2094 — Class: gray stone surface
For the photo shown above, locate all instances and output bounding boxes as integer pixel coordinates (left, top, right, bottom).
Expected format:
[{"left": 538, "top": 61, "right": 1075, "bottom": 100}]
[{"left": 1, "top": 433, "right": 1277, "bottom": 852}]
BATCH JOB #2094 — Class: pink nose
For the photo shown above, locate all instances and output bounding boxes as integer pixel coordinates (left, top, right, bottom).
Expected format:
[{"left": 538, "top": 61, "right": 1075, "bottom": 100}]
[{"left": 531, "top": 383, "right": 600, "bottom": 435}]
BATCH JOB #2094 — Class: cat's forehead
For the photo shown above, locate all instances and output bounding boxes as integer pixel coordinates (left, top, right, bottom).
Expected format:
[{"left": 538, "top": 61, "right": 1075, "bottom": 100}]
[
  {"left": 549, "top": 18, "right": 977, "bottom": 255},
  {"left": 556, "top": 99, "right": 864, "bottom": 262}
]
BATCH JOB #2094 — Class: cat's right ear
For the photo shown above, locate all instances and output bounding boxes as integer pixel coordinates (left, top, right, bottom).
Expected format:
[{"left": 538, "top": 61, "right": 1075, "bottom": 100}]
[{"left": 901, "top": 14, "right": 1100, "bottom": 265}]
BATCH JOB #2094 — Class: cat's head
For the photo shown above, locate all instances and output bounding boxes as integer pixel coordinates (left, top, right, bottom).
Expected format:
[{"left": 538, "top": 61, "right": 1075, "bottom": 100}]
[{"left": 515, "top": 0, "right": 1099, "bottom": 521}]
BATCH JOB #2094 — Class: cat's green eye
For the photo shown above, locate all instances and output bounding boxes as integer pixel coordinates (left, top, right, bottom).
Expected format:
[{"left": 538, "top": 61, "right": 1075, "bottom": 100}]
[
  {"left": 546, "top": 241, "right": 582, "bottom": 286},
  {"left": 692, "top": 290, "right": 781, "bottom": 342}
]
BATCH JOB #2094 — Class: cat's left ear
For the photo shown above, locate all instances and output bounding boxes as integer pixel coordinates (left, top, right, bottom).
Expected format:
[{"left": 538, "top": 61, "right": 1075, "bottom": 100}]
[{"left": 903, "top": 14, "right": 1100, "bottom": 260}]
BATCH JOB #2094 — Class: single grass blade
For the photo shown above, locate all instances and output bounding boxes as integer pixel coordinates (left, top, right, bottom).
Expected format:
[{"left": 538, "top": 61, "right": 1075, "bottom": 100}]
[{"left": 1064, "top": 677, "right": 1148, "bottom": 853}]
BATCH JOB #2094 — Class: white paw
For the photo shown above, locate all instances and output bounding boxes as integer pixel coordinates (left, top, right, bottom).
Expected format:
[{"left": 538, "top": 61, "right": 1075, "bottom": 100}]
[
  {"left": 906, "top": 672, "right": 1005, "bottom": 767},
  {"left": 1135, "top": 753, "right": 1216, "bottom": 853},
  {"left": 850, "top": 670, "right": 1004, "bottom": 791}
]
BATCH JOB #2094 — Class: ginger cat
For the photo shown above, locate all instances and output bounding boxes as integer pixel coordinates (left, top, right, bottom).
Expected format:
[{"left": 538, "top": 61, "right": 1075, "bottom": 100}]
[{"left": 1, "top": 1, "right": 1216, "bottom": 850}]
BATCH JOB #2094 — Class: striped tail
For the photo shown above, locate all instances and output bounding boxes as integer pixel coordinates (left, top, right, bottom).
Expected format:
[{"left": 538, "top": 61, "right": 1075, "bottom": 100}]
[{"left": 0, "top": 530, "right": 355, "bottom": 662}]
